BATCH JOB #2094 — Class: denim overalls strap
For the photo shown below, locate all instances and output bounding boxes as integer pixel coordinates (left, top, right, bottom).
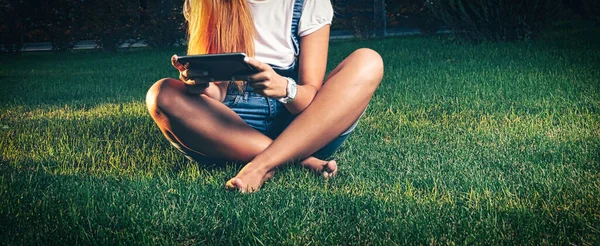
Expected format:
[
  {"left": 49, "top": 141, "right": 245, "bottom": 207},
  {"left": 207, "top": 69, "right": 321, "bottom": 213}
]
[
  {"left": 291, "top": 0, "right": 304, "bottom": 57},
  {"left": 233, "top": 0, "right": 303, "bottom": 92},
  {"left": 272, "top": 0, "right": 304, "bottom": 78}
]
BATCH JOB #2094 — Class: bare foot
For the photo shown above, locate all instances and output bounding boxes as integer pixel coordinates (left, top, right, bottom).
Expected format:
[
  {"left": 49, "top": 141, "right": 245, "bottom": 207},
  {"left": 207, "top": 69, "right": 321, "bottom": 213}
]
[
  {"left": 300, "top": 157, "right": 338, "bottom": 178},
  {"left": 225, "top": 163, "right": 274, "bottom": 193}
]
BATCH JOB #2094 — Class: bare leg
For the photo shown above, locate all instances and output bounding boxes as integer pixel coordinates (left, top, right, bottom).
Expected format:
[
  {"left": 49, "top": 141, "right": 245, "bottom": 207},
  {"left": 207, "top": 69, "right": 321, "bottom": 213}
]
[
  {"left": 146, "top": 78, "right": 335, "bottom": 180},
  {"left": 226, "top": 48, "right": 384, "bottom": 192},
  {"left": 146, "top": 80, "right": 272, "bottom": 162}
]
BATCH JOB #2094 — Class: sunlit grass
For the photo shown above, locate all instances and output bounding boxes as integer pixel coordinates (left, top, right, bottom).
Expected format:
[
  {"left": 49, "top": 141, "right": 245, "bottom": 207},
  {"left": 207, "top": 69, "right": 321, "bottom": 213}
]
[{"left": 1, "top": 26, "right": 599, "bottom": 244}]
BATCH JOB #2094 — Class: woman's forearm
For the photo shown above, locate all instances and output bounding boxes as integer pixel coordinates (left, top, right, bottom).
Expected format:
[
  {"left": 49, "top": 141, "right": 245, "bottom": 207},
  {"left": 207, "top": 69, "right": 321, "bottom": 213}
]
[{"left": 284, "top": 83, "right": 319, "bottom": 115}]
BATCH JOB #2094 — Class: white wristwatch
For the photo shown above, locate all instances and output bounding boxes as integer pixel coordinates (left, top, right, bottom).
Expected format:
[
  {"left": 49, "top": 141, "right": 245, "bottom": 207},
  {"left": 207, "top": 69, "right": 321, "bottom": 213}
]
[{"left": 277, "top": 77, "right": 297, "bottom": 104}]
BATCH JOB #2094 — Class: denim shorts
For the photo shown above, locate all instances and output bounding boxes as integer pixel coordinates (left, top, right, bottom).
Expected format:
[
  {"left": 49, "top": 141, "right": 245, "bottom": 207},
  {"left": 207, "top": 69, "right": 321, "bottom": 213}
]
[{"left": 170, "top": 85, "right": 357, "bottom": 165}]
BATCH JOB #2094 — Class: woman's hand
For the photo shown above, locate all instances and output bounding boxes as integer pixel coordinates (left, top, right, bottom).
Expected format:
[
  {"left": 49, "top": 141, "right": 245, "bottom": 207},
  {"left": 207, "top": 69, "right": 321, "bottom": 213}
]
[
  {"left": 241, "top": 57, "right": 288, "bottom": 98},
  {"left": 171, "top": 55, "right": 210, "bottom": 94}
]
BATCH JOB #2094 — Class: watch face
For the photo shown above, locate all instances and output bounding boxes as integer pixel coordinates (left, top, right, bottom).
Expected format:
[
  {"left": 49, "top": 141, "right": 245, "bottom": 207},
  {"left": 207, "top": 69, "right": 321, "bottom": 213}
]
[
  {"left": 288, "top": 80, "right": 297, "bottom": 99},
  {"left": 278, "top": 77, "right": 297, "bottom": 104}
]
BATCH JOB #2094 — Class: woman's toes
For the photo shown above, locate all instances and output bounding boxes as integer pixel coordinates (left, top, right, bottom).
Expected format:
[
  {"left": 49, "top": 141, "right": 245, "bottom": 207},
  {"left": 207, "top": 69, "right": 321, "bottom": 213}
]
[
  {"left": 225, "top": 179, "right": 236, "bottom": 189},
  {"left": 323, "top": 160, "right": 338, "bottom": 178},
  {"left": 225, "top": 178, "right": 245, "bottom": 191}
]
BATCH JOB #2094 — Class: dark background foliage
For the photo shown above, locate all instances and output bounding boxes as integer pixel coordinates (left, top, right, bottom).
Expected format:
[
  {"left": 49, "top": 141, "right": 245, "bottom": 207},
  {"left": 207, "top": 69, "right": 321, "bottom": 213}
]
[
  {"left": 427, "top": 0, "right": 562, "bottom": 42},
  {"left": 580, "top": 0, "right": 600, "bottom": 23},
  {"left": 1, "top": 0, "right": 186, "bottom": 52},
  {"left": 1, "top": 0, "right": 598, "bottom": 52}
]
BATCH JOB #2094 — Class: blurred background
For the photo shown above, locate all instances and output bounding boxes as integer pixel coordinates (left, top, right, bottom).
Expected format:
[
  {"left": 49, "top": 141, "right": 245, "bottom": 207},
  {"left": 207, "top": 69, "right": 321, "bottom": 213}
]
[{"left": 1, "top": 0, "right": 599, "bottom": 52}]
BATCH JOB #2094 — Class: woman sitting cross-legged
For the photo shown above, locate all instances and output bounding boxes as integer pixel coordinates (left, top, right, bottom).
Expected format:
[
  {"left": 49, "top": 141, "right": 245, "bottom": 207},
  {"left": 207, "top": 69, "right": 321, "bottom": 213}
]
[{"left": 146, "top": 0, "right": 384, "bottom": 192}]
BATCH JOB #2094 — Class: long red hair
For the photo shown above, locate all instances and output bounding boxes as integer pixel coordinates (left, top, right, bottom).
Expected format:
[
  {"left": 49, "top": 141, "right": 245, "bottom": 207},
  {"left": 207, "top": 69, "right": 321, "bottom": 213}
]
[
  {"left": 184, "top": 0, "right": 255, "bottom": 89},
  {"left": 184, "top": 0, "right": 255, "bottom": 56}
]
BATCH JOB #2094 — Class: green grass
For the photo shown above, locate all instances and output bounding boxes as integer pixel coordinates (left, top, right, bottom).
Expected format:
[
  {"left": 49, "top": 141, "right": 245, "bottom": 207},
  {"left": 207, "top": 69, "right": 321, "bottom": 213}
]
[{"left": 1, "top": 26, "right": 599, "bottom": 244}]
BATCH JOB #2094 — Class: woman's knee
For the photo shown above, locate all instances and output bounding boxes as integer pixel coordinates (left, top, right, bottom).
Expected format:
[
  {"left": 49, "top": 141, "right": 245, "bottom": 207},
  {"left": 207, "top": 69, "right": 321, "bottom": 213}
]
[
  {"left": 350, "top": 48, "right": 384, "bottom": 81},
  {"left": 146, "top": 78, "right": 185, "bottom": 115},
  {"left": 333, "top": 48, "right": 384, "bottom": 90}
]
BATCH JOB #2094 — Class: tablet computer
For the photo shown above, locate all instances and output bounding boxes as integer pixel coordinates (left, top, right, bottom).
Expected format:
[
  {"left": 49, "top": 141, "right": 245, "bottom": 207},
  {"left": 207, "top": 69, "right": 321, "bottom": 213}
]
[{"left": 176, "top": 53, "right": 257, "bottom": 82}]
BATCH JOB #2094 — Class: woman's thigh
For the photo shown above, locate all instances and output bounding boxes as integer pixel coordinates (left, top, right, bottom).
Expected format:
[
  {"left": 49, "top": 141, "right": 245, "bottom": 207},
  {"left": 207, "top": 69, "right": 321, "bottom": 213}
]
[{"left": 146, "top": 78, "right": 273, "bottom": 162}]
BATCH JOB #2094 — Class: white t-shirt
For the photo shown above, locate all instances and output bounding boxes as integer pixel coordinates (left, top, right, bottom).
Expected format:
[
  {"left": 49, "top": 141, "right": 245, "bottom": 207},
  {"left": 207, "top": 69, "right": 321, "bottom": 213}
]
[{"left": 247, "top": 0, "right": 334, "bottom": 68}]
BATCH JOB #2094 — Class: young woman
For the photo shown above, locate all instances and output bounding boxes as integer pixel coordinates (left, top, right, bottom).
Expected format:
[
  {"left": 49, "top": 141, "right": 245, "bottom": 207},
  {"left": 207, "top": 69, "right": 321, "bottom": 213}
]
[{"left": 146, "top": 0, "right": 383, "bottom": 192}]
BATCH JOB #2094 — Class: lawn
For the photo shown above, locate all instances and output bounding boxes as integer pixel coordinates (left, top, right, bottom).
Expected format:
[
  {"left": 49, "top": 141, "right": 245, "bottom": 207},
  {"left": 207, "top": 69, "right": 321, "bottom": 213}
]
[{"left": 1, "top": 26, "right": 599, "bottom": 244}]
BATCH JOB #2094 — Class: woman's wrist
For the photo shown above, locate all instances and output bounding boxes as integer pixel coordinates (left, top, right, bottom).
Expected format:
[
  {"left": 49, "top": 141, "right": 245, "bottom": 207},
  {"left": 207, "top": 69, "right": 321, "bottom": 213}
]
[{"left": 277, "top": 77, "right": 297, "bottom": 104}]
